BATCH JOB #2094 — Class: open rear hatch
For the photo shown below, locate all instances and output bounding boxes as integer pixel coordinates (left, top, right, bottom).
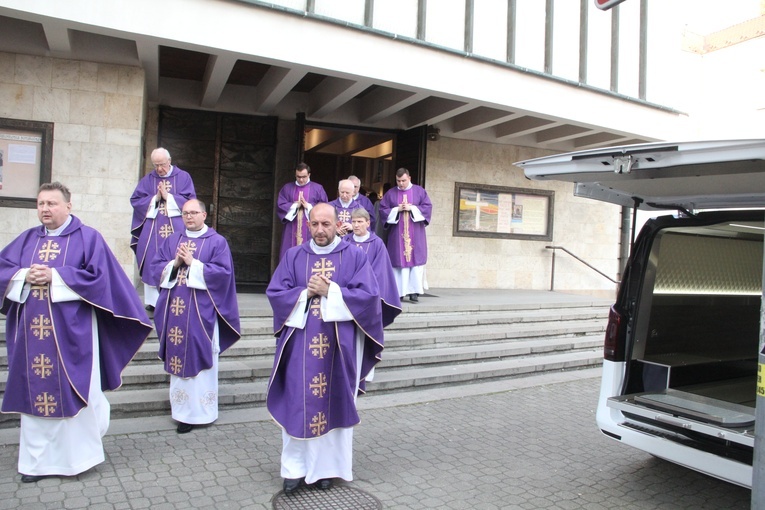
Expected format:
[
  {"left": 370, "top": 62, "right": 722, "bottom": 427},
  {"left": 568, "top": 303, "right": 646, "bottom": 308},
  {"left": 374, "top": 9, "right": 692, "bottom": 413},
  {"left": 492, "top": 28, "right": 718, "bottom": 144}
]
[
  {"left": 516, "top": 140, "right": 765, "bottom": 451},
  {"left": 515, "top": 139, "right": 765, "bottom": 211}
]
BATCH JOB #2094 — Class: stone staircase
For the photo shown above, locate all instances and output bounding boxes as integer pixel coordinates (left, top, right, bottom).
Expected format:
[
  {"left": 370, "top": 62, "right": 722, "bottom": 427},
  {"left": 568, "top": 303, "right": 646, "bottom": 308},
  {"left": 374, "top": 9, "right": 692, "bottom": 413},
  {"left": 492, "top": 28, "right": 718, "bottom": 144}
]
[{"left": 0, "top": 291, "right": 611, "bottom": 427}]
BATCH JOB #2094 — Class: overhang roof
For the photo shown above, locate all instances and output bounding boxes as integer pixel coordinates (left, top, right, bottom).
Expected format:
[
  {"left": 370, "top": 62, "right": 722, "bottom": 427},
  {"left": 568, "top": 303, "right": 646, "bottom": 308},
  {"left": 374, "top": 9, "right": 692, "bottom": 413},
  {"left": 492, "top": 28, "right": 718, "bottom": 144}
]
[{"left": 0, "top": 0, "right": 688, "bottom": 154}]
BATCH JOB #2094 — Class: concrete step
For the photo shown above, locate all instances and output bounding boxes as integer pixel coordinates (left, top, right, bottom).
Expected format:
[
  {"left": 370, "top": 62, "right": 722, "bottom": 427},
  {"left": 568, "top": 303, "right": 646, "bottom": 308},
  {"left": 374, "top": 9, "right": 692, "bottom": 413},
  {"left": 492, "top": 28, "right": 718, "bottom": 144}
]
[
  {"left": 0, "top": 312, "right": 607, "bottom": 367},
  {"left": 0, "top": 291, "right": 612, "bottom": 426},
  {"left": 0, "top": 303, "right": 608, "bottom": 342},
  {"left": 368, "top": 349, "right": 604, "bottom": 391},
  {"left": 0, "top": 348, "right": 602, "bottom": 425}
]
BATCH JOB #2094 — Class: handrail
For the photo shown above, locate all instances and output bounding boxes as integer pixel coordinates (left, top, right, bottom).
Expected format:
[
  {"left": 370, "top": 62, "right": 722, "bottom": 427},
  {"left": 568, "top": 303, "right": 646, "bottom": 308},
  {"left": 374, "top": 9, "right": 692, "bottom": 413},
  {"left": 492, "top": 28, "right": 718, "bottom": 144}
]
[{"left": 545, "top": 245, "right": 619, "bottom": 291}]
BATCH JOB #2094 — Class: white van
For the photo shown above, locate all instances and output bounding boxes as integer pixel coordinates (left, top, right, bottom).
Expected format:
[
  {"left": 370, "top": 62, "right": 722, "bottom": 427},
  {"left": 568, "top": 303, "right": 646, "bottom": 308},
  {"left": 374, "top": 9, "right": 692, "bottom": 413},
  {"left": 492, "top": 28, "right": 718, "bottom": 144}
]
[{"left": 515, "top": 139, "right": 765, "bottom": 488}]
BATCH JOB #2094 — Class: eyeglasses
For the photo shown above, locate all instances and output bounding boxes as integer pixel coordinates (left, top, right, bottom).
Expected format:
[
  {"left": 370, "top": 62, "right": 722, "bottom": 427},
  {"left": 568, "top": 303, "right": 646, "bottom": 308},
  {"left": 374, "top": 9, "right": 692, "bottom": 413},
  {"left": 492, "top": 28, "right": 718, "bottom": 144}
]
[
  {"left": 153, "top": 161, "right": 171, "bottom": 168},
  {"left": 182, "top": 211, "right": 203, "bottom": 217}
]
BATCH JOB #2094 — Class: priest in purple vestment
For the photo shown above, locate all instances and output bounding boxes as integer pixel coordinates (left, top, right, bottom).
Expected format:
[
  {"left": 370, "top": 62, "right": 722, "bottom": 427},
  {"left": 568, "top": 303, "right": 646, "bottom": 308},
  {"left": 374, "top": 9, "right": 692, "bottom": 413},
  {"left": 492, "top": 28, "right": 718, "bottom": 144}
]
[
  {"left": 378, "top": 167, "right": 433, "bottom": 303},
  {"left": 276, "top": 163, "right": 328, "bottom": 260},
  {"left": 150, "top": 199, "right": 241, "bottom": 434},
  {"left": 0, "top": 182, "right": 152, "bottom": 483},
  {"left": 348, "top": 175, "right": 376, "bottom": 230},
  {"left": 329, "top": 179, "right": 363, "bottom": 238},
  {"left": 343, "top": 208, "right": 401, "bottom": 327},
  {"left": 130, "top": 147, "right": 196, "bottom": 309},
  {"left": 266, "top": 203, "right": 384, "bottom": 494}
]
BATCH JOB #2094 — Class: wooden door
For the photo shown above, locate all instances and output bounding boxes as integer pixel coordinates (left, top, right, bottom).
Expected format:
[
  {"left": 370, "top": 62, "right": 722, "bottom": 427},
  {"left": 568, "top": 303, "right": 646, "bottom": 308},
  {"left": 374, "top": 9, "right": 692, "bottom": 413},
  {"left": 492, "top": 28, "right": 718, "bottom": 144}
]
[{"left": 158, "top": 107, "right": 276, "bottom": 291}]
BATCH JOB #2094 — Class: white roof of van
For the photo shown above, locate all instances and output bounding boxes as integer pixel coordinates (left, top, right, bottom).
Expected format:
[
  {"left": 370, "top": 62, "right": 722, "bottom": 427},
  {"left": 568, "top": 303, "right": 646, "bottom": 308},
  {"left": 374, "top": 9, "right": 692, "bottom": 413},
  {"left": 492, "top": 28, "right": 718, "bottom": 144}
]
[{"left": 515, "top": 139, "right": 765, "bottom": 210}]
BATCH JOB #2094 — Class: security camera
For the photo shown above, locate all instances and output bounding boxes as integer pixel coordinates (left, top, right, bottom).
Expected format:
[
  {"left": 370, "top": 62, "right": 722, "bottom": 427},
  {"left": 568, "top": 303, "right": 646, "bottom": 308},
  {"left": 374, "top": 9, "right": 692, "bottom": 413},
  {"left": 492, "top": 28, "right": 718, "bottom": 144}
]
[{"left": 427, "top": 126, "right": 440, "bottom": 141}]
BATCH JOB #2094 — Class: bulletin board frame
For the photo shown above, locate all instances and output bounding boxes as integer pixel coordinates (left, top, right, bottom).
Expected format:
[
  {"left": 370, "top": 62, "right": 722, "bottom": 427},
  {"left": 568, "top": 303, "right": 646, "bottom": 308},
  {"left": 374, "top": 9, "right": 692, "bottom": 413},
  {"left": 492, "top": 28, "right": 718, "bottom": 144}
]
[
  {"left": 453, "top": 182, "right": 554, "bottom": 241},
  {"left": 0, "top": 118, "right": 54, "bottom": 209}
]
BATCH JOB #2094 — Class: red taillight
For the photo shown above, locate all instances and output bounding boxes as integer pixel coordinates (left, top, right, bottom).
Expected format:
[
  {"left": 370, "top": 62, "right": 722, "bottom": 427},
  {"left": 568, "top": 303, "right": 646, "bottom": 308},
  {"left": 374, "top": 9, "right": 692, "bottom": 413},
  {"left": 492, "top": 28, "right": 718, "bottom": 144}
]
[{"left": 604, "top": 305, "right": 626, "bottom": 362}]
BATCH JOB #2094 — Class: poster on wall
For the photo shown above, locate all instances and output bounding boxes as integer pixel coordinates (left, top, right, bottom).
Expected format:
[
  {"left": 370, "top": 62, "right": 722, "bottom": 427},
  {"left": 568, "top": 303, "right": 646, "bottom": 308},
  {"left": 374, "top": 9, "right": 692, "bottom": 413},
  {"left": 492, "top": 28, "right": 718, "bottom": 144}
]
[
  {"left": 454, "top": 182, "right": 553, "bottom": 241},
  {"left": 0, "top": 118, "right": 53, "bottom": 208}
]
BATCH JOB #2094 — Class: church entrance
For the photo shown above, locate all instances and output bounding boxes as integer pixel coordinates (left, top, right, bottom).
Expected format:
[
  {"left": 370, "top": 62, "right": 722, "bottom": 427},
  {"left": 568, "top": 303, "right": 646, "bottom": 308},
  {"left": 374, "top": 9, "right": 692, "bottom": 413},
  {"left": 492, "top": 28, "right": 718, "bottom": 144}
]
[
  {"left": 157, "top": 107, "right": 276, "bottom": 291},
  {"left": 295, "top": 114, "right": 428, "bottom": 202}
]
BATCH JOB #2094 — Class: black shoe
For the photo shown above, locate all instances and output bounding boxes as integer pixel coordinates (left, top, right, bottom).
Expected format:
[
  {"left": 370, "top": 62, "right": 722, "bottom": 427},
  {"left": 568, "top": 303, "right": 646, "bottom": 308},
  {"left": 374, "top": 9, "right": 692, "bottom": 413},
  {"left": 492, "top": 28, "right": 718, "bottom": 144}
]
[
  {"left": 145, "top": 305, "right": 155, "bottom": 312},
  {"left": 317, "top": 478, "right": 333, "bottom": 490},
  {"left": 20, "top": 474, "right": 48, "bottom": 483},
  {"left": 283, "top": 478, "right": 301, "bottom": 494},
  {"left": 409, "top": 293, "right": 419, "bottom": 302},
  {"left": 176, "top": 422, "right": 194, "bottom": 434}
]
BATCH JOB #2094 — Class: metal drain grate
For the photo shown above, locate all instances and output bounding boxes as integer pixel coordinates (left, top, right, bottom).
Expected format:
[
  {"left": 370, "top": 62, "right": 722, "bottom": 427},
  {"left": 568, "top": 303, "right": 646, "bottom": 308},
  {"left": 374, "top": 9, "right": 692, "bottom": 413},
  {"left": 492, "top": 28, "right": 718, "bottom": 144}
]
[{"left": 272, "top": 485, "right": 382, "bottom": 509}]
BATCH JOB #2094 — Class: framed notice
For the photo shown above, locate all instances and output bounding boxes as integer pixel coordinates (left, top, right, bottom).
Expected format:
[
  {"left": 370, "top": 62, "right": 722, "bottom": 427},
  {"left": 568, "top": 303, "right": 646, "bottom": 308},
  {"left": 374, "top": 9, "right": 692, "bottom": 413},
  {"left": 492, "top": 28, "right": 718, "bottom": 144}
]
[
  {"left": 453, "top": 182, "right": 554, "bottom": 241},
  {"left": 0, "top": 118, "right": 54, "bottom": 208}
]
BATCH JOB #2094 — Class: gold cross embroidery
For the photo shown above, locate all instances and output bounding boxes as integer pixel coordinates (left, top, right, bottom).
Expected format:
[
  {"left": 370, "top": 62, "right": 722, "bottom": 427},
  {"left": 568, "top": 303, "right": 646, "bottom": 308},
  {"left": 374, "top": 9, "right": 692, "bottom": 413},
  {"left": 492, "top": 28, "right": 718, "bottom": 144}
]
[
  {"left": 37, "top": 240, "right": 61, "bottom": 263},
  {"left": 310, "top": 411, "right": 327, "bottom": 436},
  {"left": 169, "top": 355, "right": 183, "bottom": 375},
  {"left": 35, "top": 392, "right": 57, "bottom": 416},
  {"left": 31, "top": 315, "right": 54, "bottom": 339},
  {"left": 310, "top": 373, "right": 328, "bottom": 398},
  {"left": 170, "top": 297, "right": 186, "bottom": 316},
  {"left": 310, "top": 296, "right": 322, "bottom": 318},
  {"left": 161, "top": 179, "right": 173, "bottom": 193},
  {"left": 168, "top": 326, "right": 184, "bottom": 345},
  {"left": 32, "top": 354, "right": 53, "bottom": 379},
  {"left": 312, "top": 258, "right": 335, "bottom": 280},
  {"left": 338, "top": 209, "right": 351, "bottom": 223},
  {"left": 158, "top": 201, "right": 168, "bottom": 217},
  {"left": 309, "top": 333, "right": 330, "bottom": 359},
  {"left": 159, "top": 224, "right": 174, "bottom": 238},
  {"left": 177, "top": 267, "right": 188, "bottom": 286},
  {"left": 31, "top": 285, "right": 49, "bottom": 301}
]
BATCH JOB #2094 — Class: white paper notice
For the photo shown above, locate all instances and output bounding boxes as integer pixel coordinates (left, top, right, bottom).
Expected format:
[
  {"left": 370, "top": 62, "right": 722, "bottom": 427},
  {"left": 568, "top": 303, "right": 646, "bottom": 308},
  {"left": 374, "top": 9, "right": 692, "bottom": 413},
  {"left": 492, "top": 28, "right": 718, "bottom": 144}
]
[{"left": 8, "top": 144, "right": 37, "bottom": 164}]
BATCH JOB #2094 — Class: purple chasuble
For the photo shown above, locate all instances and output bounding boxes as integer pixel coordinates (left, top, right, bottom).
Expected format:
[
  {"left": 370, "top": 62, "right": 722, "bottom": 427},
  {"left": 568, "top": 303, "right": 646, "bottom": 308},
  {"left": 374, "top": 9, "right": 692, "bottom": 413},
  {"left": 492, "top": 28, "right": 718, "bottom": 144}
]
[
  {"left": 355, "top": 194, "right": 376, "bottom": 230},
  {"left": 150, "top": 228, "right": 241, "bottom": 378},
  {"left": 130, "top": 167, "right": 196, "bottom": 286},
  {"left": 266, "top": 241, "right": 384, "bottom": 439},
  {"left": 329, "top": 198, "right": 363, "bottom": 226},
  {"left": 379, "top": 184, "right": 432, "bottom": 268},
  {"left": 0, "top": 216, "right": 152, "bottom": 418},
  {"left": 342, "top": 232, "right": 402, "bottom": 327},
  {"left": 276, "top": 181, "right": 328, "bottom": 259}
]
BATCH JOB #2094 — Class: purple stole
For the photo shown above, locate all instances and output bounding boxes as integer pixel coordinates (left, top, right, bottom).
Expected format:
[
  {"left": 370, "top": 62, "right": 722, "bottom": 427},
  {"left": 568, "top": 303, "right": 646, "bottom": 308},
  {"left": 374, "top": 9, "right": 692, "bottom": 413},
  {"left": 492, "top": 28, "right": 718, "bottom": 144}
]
[
  {"left": 393, "top": 188, "right": 417, "bottom": 268},
  {"left": 14, "top": 235, "right": 88, "bottom": 418},
  {"left": 290, "top": 185, "right": 310, "bottom": 247},
  {"left": 159, "top": 236, "right": 213, "bottom": 378}
]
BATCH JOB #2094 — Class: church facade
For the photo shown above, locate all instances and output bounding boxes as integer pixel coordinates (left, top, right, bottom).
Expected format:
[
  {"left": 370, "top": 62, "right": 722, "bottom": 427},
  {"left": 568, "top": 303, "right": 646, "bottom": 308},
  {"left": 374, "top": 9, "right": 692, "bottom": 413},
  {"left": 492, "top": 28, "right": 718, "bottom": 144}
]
[{"left": 1, "top": 0, "right": 751, "bottom": 296}]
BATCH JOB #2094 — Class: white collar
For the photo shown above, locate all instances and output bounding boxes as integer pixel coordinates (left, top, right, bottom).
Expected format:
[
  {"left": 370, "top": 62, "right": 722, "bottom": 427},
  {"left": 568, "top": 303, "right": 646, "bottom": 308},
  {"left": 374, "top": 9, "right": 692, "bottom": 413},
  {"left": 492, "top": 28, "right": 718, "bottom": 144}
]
[
  {"left": 185, "top": 224, "right": 209, "bottom": 238},
  {"left": 46, "top": 215, "right": 73, "bottom": 236},
  {"left": 310, "top": 235, "right": 341, "bottom": 254},
  {"left": 353, "top": 232, "right": 371, "bottom": 242}
]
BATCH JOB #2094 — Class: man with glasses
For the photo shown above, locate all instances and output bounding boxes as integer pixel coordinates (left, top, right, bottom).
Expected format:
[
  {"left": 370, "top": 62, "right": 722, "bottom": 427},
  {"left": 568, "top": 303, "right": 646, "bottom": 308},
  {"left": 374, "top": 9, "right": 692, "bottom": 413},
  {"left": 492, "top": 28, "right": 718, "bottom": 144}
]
[
  {"left": 276, "top": 163, "right": 328, "bottom": 259},
  {"left": 130, "top": 147, "right": 196, "bottom": 311},
  {"left": 149, "top": 199, "right": 241, "bottom": 434}
]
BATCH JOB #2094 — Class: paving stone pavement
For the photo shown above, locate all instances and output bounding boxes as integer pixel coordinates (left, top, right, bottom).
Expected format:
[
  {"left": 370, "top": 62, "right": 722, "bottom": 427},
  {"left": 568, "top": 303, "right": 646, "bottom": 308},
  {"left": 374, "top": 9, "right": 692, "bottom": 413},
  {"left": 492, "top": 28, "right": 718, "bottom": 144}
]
[{"left": 0, "top": 371, "right": 751, "bottom": 509}]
